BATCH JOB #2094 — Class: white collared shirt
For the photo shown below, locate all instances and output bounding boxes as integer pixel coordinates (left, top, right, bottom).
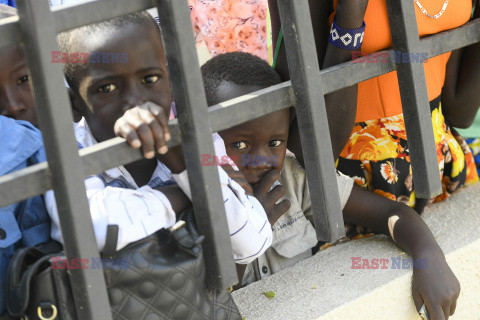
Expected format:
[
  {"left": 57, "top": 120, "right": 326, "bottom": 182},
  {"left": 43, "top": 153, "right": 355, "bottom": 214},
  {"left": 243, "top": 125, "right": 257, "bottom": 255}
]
[{"left": 45, "top": 119, "right": 272, "bottom": 264}]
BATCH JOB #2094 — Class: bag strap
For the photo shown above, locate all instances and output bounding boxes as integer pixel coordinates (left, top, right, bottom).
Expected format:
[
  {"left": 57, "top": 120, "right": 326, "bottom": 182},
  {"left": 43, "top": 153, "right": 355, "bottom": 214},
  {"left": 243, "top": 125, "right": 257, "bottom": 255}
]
[
  {"left": 103, "top": 225, "right": 119, "bottom": 257},
  {"left": 171, "top": 209, "right": 204, "bottom": 257},
  {"left": 6, "top": 247, "right": 58, "bottom": 316}
]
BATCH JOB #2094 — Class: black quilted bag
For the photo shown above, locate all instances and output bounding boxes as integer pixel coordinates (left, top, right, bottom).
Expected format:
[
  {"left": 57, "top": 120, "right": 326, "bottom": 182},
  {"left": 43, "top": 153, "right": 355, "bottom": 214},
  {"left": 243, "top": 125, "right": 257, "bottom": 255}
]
[{"left": 6, "top": 209, "right": 242, "bottom": 320}]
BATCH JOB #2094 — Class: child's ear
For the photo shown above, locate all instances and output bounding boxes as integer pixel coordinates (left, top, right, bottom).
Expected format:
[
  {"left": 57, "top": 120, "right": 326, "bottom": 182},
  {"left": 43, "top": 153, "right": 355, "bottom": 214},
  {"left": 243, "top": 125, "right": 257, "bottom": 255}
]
[{"left": 68, "top": 88, "right": 84, "bottom": 123}]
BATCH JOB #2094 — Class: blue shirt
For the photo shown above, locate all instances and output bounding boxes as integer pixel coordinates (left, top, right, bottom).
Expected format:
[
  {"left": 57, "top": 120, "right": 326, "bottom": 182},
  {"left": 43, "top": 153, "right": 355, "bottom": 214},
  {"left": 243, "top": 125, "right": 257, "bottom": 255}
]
[
  {"left": 0, "top": 116, "right": 51, "bottom": 315},
  {"left": 0, "top": 0, "right": 15, "bottom": 7}
]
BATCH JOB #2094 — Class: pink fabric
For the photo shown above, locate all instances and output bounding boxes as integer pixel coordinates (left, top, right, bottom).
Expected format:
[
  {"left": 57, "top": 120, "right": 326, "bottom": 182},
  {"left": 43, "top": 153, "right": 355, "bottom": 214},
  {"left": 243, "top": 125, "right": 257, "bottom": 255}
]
[{"left": 189, "top": 0, "right": 269, "bottom": 60}]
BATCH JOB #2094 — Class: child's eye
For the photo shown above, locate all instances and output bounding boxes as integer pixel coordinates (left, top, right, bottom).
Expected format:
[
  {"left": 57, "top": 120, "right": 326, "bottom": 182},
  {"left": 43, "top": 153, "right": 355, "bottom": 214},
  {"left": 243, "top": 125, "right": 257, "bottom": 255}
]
[
  {"left": 268, "top": 140, "right": 283, "bottom": 147},
  {"left": 232, "top": 141, "right": 248, "bottom": 150},
  {"left": 16, "top": 75, "right": 30, "bottom": 86},
  {"left": 142, "top": 75, "right": 159, "bottom": 84},
  {"left": 97, "top": 84, "right": 117, "bottom": 93}
]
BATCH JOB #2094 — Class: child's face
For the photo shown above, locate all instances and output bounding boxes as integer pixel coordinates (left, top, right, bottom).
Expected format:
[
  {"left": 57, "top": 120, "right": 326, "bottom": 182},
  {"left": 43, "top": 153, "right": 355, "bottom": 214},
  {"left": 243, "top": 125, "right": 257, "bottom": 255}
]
[
  {"left": 216, "top": 82, "right": 290, "bottom": 186},
  {"left": 73, "top": 22, "right": 171, "bottom": 142},
  {"left": 0, "top": 45, "right": 38, "bottom": 126}
]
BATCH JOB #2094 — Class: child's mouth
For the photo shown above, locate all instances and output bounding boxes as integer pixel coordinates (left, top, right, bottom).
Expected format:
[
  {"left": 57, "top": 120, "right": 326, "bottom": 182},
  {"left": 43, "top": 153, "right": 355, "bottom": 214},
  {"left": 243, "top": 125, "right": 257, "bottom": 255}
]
[{"left": 247, "top": 171, "right": 271, "bottom": 186}]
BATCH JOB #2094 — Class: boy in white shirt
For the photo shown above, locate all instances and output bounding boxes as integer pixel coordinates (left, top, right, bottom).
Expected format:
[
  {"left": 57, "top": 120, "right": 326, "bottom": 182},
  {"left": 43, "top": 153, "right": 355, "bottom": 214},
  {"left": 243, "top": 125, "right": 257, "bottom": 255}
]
[{"left": 15, "top": 11, "right": 275, "bottom": 266}]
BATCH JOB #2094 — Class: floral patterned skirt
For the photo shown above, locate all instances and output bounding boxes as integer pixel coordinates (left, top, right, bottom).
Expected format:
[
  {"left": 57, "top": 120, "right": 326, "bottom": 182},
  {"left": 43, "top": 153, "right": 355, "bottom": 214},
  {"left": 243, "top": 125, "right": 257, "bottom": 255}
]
[
  {"left": 337, "top": 97, "right": 479, "bottom": 211},
  {"left": 316, "top": 98, "right": 479, "bottom": 252}
]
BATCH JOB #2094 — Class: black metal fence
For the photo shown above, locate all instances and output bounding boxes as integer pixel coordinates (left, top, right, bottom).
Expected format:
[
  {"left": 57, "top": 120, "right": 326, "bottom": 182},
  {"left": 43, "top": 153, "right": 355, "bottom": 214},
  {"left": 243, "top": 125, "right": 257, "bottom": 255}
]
[{"left": 0, "top": 0, "right": 478, "bottom": 318}]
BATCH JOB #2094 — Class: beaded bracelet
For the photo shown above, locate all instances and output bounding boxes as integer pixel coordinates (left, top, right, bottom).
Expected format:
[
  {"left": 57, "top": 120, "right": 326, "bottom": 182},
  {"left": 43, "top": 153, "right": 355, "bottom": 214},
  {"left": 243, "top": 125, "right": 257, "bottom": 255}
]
[{"left": 328, "top": 18, "right": 366, "bottom": 50}]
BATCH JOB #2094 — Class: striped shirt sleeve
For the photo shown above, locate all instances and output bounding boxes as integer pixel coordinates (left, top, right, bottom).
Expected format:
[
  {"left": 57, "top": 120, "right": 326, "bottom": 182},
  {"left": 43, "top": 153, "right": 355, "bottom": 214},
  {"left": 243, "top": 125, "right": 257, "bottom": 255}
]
[
  {"left": 45, "top": 175, "right": 177, "bottom": 251},
  {"left": 172, "top": 167, "right": 273, "bottom": 264}
]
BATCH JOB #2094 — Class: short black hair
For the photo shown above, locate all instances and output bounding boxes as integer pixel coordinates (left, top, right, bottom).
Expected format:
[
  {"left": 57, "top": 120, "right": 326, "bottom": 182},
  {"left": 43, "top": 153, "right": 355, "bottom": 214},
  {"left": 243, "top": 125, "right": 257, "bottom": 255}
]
[
  {"left": 201, "top": 52, "right": 281, "bottom": 106},
  {"left": 0, "top": 4, "right": 17, "bottom": 19},
  {"left": 57, "top": 11, "right": 159, "bottom": 91}
]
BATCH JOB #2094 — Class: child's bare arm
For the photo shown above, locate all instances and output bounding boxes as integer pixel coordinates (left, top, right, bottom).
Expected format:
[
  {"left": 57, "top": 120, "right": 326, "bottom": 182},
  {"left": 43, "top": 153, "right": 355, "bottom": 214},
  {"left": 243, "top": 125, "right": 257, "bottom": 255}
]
[
  {"left": 441, "top": 2, "right": 480, "bottom": 129},
  {"left": 156, "top": 184, "right": 192, "bottom": 214},
  {"left": 343, "top": 185, "right": 460, "bottom": 320}
]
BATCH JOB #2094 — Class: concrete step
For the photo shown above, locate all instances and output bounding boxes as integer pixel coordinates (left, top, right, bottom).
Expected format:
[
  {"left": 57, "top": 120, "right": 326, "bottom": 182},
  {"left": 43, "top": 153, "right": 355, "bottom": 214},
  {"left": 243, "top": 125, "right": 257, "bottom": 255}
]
[{"left": 232, "top": 183, "right": 480, "bottom": 320}]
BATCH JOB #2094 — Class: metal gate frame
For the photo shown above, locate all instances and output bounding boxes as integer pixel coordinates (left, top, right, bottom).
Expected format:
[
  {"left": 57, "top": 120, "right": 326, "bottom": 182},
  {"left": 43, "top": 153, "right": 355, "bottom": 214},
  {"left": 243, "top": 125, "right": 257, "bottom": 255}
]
[{"left": 0, "top": 0, "right": 478, "bottom": 318}]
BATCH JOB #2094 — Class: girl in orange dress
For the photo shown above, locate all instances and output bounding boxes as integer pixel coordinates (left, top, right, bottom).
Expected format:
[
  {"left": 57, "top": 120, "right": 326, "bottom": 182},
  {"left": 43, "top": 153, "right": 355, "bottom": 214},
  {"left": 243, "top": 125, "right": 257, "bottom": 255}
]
[{"left": 331, "top": 0, "right": 479, "bottom": 213}]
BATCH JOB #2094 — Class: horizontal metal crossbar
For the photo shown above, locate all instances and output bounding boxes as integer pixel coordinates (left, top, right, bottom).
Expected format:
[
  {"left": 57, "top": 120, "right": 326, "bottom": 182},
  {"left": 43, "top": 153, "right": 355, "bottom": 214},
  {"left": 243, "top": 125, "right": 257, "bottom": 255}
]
[
  {"left": 0, "top": 0, "right": 155, "bottom": 48},
  {"left": 321, "top": 19, "right": 480, "bottom": 94},
  {"left": 0, "top": 82, "right": 295, "bottom": 207},
  {"left": 321, "top": 49, "right": 396, "bottom": 94},
  {"left": 51, "top": 0, "right": 155, "bottom": 32},
  {"left": 423, "top": 19, "right": 480, "bottom": 58}
]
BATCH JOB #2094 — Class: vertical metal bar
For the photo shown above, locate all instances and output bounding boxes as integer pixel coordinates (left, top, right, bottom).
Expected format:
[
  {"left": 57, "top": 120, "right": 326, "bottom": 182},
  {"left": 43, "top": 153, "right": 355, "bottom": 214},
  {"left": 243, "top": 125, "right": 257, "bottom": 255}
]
[
  {"left": 386, "top": 0, "right": 442, "bottom": 198},
  {"left": 156, "top": 0, "right": 238, "bottom": 289},
  {"left": 16, "top": 1, "right": 112, "bottom": 318},
  {"left": 277, "top": 0, "right": 345, "bottom": 241}
]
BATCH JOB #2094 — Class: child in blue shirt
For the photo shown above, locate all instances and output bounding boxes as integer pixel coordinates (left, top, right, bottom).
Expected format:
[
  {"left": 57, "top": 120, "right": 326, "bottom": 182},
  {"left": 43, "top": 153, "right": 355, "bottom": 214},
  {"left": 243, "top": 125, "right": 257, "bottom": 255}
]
[
  {"left": 0, "top": 5, "right": 51, "bottom": 315},
  {"left": 0, "top": 115, "right": 51, "bottom": 315}
]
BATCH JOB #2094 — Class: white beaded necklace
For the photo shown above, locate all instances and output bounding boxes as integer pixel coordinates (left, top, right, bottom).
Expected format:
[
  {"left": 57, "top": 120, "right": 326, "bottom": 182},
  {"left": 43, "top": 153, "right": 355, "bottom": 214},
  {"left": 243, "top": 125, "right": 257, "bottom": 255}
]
[{"left": 413, "top": 0, "right": 449, "bottom": 19}]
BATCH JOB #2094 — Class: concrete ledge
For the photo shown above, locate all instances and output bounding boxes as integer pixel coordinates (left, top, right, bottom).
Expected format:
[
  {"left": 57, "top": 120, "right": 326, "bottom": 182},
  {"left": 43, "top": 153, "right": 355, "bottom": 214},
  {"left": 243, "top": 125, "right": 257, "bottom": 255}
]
[{"left": 232, "top": 183, "right": 480, "bottom": 320}]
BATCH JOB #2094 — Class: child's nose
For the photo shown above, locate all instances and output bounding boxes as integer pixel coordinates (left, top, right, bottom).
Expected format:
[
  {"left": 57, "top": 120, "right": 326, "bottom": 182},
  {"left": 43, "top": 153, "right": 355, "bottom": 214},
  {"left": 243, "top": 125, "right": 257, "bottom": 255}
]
[
  {"left": 0, "top": 90, "right": 26, "bottom": 120},
  {"left": 246, "top": 150, "right": 273, "bottom": 170},
  {"left": 122, "top": 83, "right": 146, "bottom": 109}
]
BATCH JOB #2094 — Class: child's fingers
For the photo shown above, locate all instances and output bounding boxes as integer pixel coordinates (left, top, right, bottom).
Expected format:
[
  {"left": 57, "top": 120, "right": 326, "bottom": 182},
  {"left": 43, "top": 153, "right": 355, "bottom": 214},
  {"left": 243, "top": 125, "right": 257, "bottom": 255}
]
[
  {"left": 266, "top": 184, "right": 286, "bottom": 203},
  {"left": 221, "top": 164, "right": 236, "bottom": 175},
  {"left": 449, "top": 298, "right": 457, "bottom": 316},
  {"left": 221, "top": 165, "right": 254, "bottom": 195},
  {"left": 136, "top": 123, "right": 156, "bottom": 159},
  {"left": 124, "top": 108, "right": 156, "bottom": 159},
  {"left": 441, "top": 299, "right": 452, "bottom": 320},
  {"left": 253, "top": 170, "right": 280, "bottom": 196},
  {"left": 147, "top": 102, "right": 171, "bottom": 141},
  {"left": 114, "top": 119, "right": 141, "bottom": 149},
  {"left": 424, "top": 297, "right": 445, "bottom": 320},
  {"left": 268, "top": 199, "right": 290, "bottom": 225},
  {"left": 412, "top": 282, "right": 424, "bottom": 312},
  {"left": 137, "top": 107, "right": 168, "bottom": 154},
  {"left": 275, "top": 199, "right": 291, "bottom": 215}
]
